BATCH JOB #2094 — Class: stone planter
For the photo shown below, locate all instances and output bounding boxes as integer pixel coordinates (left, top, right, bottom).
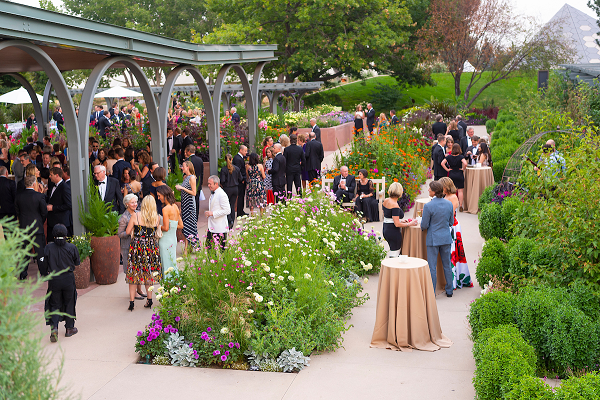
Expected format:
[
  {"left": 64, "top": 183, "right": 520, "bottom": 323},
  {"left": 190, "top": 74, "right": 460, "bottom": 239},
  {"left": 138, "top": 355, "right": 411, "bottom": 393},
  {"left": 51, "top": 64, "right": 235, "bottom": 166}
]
[
  {"left": 74, "top": 257, "right": 91, "bottom": 289},
  {"left": 297, "top": 121, "right": 355, "bottom": 152},
  {"left": 90, "top": 235, "right": 120, "bottom": 285}
]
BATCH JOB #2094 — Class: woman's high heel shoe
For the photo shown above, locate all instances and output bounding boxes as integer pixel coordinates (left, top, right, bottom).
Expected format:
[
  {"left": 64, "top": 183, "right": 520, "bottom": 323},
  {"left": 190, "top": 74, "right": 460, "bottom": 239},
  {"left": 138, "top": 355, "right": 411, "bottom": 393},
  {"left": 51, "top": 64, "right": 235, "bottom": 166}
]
[
  {"left": 136, "top": 289, "right": 147, "bottom": 298},
  {"left": 144, "top": 299, "right": 153, "bottom": 308},
  {"left": 128, "top": 301, "right": 135, "bottom": 311}
]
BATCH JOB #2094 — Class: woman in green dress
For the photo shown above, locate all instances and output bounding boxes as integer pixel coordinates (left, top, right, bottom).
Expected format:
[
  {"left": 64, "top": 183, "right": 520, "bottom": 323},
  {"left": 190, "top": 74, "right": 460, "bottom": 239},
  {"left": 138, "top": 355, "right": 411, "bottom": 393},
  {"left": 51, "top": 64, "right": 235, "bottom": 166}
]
[{"left": 157, "top": 185, "right": 183, "bottom": 275}]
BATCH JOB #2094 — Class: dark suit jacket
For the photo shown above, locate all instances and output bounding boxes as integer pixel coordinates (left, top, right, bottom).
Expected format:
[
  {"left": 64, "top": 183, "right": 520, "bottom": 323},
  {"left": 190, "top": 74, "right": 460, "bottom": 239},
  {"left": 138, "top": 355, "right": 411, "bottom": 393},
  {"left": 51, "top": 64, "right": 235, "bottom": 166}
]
[
  {"left": 187, "top": 154, "right": 204, "bottom": 190},
  {"left": 233, "top": 153, "right": 246, "bottom": 181},
  {"left": 305, "top": 139, "right": 324, "bottom": 171},
  {"left": 391, "top": 115, "right": 399, "bottom": 125},
  {"left": 46, "top": 180, "right": 72, "bottom": 227},
  {"left": 98, "top": 116, "right": 111, "bottom": 137},
  {"left": 219, "top": 164, "right": 243, "bottom": 188},
  {"left": 311, "top": 125, "right": 322, "bottom": 142},
  {"left": 0, "top": 176, "right": 17, "bottom": 217},
  {"left": 458, "top": 121, "right": 468, "bottom": 139},
  {"left": 232, "top": 112, "right": 240, "bottom": 123},
  {"left": 366, "top": 108, "right": 375, "bottom": 126},
  {"left": 460, "top": 136, "right": 472, "bottom": 158},
  {"left": 111, "top": 159, "right": 129, "bottom": 183},
  {"left": 332, "top": 174, "right": 356, "bottom": 194},
  {"left": 268, "top": 152, "right": 287, "bottom": 187},
  {"left": 15, "top": 188, "right": 47, "bottom": 235},
  {"left": 102, "top": 177, "right": 124, "bottom": 214},
  {"left": 432, "top": 121, "right": 447, "bottom": 136},
  {"left": 89, "top": 151, "right": 100, "bottom": 165},
  {"left": 182, "top": 136, "right": 194, "bottom": 155},
  {"left": 173, "top": 134, "right": 183, "bottom": 163},
  {"left": 53, "top": 111, "right": 64, "bottom": 131},
  {"left": 432, "top": 144, "right": 446, "bottom": 178},
  {"left": 284, "top": 145, "right": 306, "bottom": 174}
]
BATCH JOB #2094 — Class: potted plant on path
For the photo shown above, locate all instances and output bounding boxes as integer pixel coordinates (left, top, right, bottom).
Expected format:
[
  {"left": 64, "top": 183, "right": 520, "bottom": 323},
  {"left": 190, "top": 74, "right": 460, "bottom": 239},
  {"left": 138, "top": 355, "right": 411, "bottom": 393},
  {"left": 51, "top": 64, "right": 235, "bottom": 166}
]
[
  {"left": 70, "top": 234, "right": 93, "bottom": 289},
  {"left": 78, "top": 174, "right": 120, "bottom": 285}
]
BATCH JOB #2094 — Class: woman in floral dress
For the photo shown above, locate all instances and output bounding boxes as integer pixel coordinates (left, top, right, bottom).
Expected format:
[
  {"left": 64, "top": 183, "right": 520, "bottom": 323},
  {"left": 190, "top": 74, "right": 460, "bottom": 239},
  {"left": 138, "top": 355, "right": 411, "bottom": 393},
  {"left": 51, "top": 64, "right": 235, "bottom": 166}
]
[
  {"left": 125, "top": 195, "right": 162, "bottom": 311},
  {"left": 245, "top": 152, "right": 267, "bottom": 214}
]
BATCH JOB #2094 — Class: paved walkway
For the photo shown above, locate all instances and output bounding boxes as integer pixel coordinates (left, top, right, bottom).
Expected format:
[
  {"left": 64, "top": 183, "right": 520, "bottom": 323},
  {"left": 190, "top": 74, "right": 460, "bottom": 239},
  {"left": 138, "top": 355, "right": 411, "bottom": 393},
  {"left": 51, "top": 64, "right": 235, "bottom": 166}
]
[{"left": 33, "top": 134, "right": 486, "bottom": 399}]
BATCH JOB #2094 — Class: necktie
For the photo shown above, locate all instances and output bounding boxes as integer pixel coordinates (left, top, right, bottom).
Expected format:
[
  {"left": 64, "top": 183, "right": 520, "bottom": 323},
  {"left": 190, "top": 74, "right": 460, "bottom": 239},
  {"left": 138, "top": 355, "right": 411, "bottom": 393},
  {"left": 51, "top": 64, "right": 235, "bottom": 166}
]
[{"left": 98, "top": 181, "right": 105, "bottom": 185}]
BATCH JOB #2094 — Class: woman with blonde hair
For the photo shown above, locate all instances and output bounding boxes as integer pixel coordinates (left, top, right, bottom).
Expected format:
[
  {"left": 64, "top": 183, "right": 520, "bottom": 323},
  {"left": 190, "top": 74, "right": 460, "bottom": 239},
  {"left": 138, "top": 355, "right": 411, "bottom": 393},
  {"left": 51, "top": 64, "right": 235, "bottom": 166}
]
[
  {"left": 278, "top": 134, "right": 290, "bottom": 148},
  {"left": 0, "top": 139, "right": 10, "bottom": 170},
  {"left": 219, "top": 153, "right": 243, "bottom": 229},
  {"left": 439, "top": 177, "right": 472, "bottom": 289},
  {"left": 175, "top": 160, "right": 197, "bottom": 246},
  {"left": 377, "top": 113, "right": 389, "bottom": 132},
  {"left": 125, "top": 195, "right": 162, "bottom": 311},
  {"left": 25, "top": 163, "right": 44, "bottom": 193},
  {"left": 382, "top": 182, "right": 417, "bottom": 257},
  {"left": 447, "top": 120, "right": 459, "bottom": 142}
]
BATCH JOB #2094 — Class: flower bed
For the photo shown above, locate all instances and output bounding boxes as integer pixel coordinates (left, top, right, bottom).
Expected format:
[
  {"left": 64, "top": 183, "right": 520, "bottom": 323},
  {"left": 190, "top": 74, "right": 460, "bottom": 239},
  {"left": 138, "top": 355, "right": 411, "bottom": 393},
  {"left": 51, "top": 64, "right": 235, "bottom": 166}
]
[{"left": 134, "top": 190, "right": 386, "bottom": 370}]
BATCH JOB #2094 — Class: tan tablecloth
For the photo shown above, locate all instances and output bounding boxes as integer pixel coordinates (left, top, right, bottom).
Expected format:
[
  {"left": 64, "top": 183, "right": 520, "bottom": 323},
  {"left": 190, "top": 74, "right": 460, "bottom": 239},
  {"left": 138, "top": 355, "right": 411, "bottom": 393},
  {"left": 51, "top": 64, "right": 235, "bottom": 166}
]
[
  {"left": 412, "top": 197, "right": 431, "bottom": 218},
  {"left": 401, "top": 224, "right": 446, "bottom": 294},
  {"left": 463, "top": 166, "right": 494, "bottom": 214},
  {"left": 370, "top": 257, "right": 453, "bottom": 352}
]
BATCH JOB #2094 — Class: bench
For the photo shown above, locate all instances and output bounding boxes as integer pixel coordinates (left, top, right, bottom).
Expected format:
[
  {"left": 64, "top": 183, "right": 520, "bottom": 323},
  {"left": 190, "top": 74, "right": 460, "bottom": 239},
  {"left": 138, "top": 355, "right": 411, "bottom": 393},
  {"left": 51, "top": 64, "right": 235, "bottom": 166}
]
[{"left": 321, "top": 176, "right": 386, "bottom": 220}]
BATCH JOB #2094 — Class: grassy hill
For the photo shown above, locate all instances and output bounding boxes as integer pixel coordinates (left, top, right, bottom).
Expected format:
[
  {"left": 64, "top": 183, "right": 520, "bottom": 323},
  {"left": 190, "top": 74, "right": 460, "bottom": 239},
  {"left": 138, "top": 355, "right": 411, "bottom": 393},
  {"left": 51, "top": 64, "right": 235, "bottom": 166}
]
[{"left": 304, "top": 72, "right": 536, "bottom": 111}]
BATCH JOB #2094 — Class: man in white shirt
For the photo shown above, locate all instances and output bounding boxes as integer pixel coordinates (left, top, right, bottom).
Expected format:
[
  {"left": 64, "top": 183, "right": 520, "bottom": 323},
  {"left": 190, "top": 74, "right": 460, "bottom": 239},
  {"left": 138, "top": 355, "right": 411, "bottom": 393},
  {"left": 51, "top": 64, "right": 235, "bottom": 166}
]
[{"left": 204, "top": 175, "right": 231, "bottom": 251}]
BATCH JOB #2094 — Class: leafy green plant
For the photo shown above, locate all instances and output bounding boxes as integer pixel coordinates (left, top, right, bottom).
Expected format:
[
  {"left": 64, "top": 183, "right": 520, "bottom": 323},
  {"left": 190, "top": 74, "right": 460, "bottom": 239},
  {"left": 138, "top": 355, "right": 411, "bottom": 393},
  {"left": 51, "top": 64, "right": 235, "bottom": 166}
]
[
  {"left": 78, "top": 172, "right": 119, "bottom": 237},
  {"left": 468, "top": 291, "right": 516, "bottom": 340},
  {"left": 478, "top": 184, "right": 497, "bottom": 211},
  {"left": 505, "top": 375, "right": 555, "bottom": 400},
  {"left": 479, "top": 203, "right": 504, "bottom": 240},
  {"left": 475, "top": 237, "right": 509, "bottom": 286},
  {"left": 166, "top": 157, "right": 183, "bottom": 202},
  {"left": 485, "top": 118, "right": 497, "bottom": 133},
  {"left": 369, "top": 82, "right": 404, "bottom": 112},
  {"left": 69, "top": 234, "right": 93, "bottom": 261},
  {"left": 507, "top": 237, "right": 536, "bottom": 278},
  {"left": 554, "top": 372, "right": 600, "bottom": 399}
]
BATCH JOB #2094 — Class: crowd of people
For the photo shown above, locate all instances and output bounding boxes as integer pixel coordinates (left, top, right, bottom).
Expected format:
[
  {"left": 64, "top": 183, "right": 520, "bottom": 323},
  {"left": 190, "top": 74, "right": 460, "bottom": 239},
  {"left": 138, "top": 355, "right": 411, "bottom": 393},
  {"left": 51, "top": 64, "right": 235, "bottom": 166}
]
[{"left": 353, "top": 103, "right": 400, "bottom": 134}]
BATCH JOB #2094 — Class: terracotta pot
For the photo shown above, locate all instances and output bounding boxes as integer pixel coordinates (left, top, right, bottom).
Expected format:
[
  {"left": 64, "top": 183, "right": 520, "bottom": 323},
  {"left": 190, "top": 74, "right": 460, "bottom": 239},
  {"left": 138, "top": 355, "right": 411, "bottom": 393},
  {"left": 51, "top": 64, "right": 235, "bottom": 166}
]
[
  {"left": 90, "top": 235, "right": 120, "bottom": 285},
  {"left": 74, "top": 257, "right": 91, "bottom": 289},
  {"left": 175, "top": 201, "right": 185, "bottom": 242}
]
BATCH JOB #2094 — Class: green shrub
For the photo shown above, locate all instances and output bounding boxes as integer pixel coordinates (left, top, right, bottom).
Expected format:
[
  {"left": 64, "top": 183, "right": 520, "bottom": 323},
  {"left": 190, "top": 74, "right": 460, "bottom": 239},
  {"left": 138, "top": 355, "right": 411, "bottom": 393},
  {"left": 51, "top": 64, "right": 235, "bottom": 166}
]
[
  {"left": 486, "top": 119, "right": 497, "bottom": 133},
  {"left": 567, "top": 281, "right": 600, "bottom": 320},
  {"left": 505, "top": 375, "right": 555, "bottom": 400},
  {"left": 555, "top": 372, "right": 600, "bottom": 399},
  {"left": 493, "top": 158, "right": 508, "bottom": 182},
  {"left": 508, "top": 237, "right": 535, "bottom": 277},
  {"left": 479, "top": 202, "right": 504, "bottom": 240},
  {"left": 469, "top": 291, "right": 516, "bottom": 340},
  {"left": 478, "top": 184, "right": 497, "bottom": 211},
  {"left": 473, "top": 325, "right": 537, "bottom": 400},
  {"left": 78, "top": 172, "right": 119, "bottom": 237},
  {"left": 475, "top": 237, "right": 509, "bottom": 285},
  {"left": 501, "top": 196, "right": 522, "bottom": 242}
]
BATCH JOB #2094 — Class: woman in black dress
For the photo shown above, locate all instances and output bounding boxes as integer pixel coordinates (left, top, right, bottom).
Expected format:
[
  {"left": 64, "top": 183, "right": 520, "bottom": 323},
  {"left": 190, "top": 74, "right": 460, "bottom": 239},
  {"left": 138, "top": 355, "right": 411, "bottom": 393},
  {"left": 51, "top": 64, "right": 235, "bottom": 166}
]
[
  {"left": 354, "top": 169, "right": 380, "bottom": 222},
  {"left": 382, "top": 182, "right": 418, "bottom": 257},
  {"left": 441, "top": 143, "right": 468, "bottom": 211},
  {"left": 447, "top": 120, "right": 459, "bottom": 143},
  {"left": 354, "top": 105, "right": 365, "bottom": 134},
  {"left": 219, "top": 154, "right": 243, "bottom": 229}
]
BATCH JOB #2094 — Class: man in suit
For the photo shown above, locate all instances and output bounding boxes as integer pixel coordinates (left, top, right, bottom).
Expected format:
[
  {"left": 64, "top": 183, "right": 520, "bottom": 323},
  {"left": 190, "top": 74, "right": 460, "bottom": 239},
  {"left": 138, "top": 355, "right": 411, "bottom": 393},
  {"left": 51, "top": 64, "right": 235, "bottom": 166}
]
[
  {"left": 62, "top": 165, "right": 73, "bottom": 236},
  {"left": 0, "top": 166, "right": 17, "bottom": 221},
  {"left": 310, "top": 118, "right": 321, "bottom": 142},
  {"left": 98, "top": 111, "right": 112, "bottom": 139},
  {"left": 173, "top": 127, "right": 183, "bottom": 165},
  {"left": 53, "top": 106, "right": 64, "bottom": 132},
  {"left": 305, "top": 132, "right": 324, "bottom": 182},
  {"left": 13, "top": 150, "right": 29, "bottom": 191},
  {"left": 420, "top": 180, "right": 454, "bottom": 297},
  {"left": 109, "top": 102, "right": 118, "bottom": 117},
  {"left": 89, "top": 140, "right": 100, "bottom": 165},
  {"left": 390, "top": 110, "right": 399, "bottom": 125},
  {"left": 184, "top": 144, "right": 204, "bottom": 220},
  {"left": 181, "top": 128, "right": 194, "bottom": 156},
  {"left": 268, "top": 143, "right": 287, "bottom": 203},
  {"left": 204, "top": 175, "right": 231, "bottom": 251},
  {"left": 91, "top": 105, "right": 103, "bottom": 127},
  {"left": 365, "top": 103, "right": 375, "bottom": 133},
  {"left": 332, "top": 166, "right": 356, "bottom": 203},
  {"left": 166, "top": 127, "right": 176, "bottom": 172},
  {"left": 432, "top": 134, "right": 447, "bottom": 181},
  {"left": 46, "top": 167, "right": 72, "bottom": 243},
  {"left": 460, "top": 127, "right": 475, "bottom": 159},
  {"left": 231, "top": 107, "right": 240, "bottom": 124},
  {"left": 284, "top": 134, "right": 306, "bottom": 197},
  {"left": 431, "top": 114, "right": 447, "bottom": 135},
  {"left": 15, "top": 175, "right": 48, "bottom": 279},
  {"left": 111, "top": 148, "right": 129, "bottom": 182},
  {"left": 456, "top": 115, "right": 468, "bottom": 140},
  {"left": 94, "top": 165, "right": 124, "bottom": 214},
  {"left": 233, "top": 145, "right": 248, "bottom": 217}
]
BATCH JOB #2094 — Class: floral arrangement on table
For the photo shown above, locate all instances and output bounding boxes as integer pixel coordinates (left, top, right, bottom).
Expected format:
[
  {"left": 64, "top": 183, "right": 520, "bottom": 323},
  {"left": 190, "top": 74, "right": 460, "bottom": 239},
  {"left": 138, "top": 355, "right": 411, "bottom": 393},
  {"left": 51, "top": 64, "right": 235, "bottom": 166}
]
[
  {"left": 134, "top": 190, "right": 386, "bottom": 370},
  {"left": 328, "top": 123, "right": 431, "bottom": 211}
]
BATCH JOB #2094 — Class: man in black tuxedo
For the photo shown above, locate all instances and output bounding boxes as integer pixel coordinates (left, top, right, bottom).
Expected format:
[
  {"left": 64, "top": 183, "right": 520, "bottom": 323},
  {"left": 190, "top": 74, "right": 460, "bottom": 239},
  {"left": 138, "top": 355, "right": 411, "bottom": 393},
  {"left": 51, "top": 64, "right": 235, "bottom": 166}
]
[
  {"left": 390, "top": 110, "right": 399, "bottom": 125},
  {"left": 91, "top": 105, "right": 103, "bottom": 128},
  {"left": 232, "top": 145, "right": 248, "bottom": 217},
  {"left": 305, "top": 132, "right": 324, "bottom": 182},
  {"left": 432, "top": 114, "right": 447, "bottom": 135},
  {"left": 98, "top": 111, "right": 112, "bottom": 139},
  {"left": 231, "top": 107, "right": 240, "bottom": 124},
  {"left": 310, "top": 118, "right": 321, "bottom": 143},
  {"left": 184, "top": 144, "right": 204, "bottom": 220},
  {"left": 89, "top": 140, "right": 100, "bottom": 165},
  {"left": 46, "top": 167, "right": 72, "bottom": 243},
  {"left": 332, "top": 166, "right": 356, "bottom": 203},
  {"left": 0, "top": 166, "right": 17, "bottom": 221},
  {"left": 181, "top": 127, "right": 194, "bottom": 157},
  {"left": 94, "top": 165, "right": 124, "bottom": 214},
  {"left": 111, "top": 147, "right": 129, "bottom": 182},
  {"left": 15, "top": 175, "right": 48, "bottom": 279},
  {"left": 432, "top": 134, "right": 447, "bottom": 181},
  {"left": 460, "top": 127, "right": 476, "bottom": 162},
  {"left": 166, "top": 127, "right": 176, "bottom": 172},
  {"left": 63, "top": 165, "right": 74, "bottom": 236},
  {"left": 268, "top": 143, "right": 287, "bottom": 203},
  {"left": 174, "top": 127, "right": 183, "bottom": 164},
  {"left": 284, "top": 134, "right": 306, "bottom": 197},
  {"left": 457, "top": 115, "right": 468, "bottom": 140},
  {"left": 365, "top": 103, "right": 375, "bottom": 133},
  {"left": 53, "top": 106, "right": 64, "bottom": 132}
]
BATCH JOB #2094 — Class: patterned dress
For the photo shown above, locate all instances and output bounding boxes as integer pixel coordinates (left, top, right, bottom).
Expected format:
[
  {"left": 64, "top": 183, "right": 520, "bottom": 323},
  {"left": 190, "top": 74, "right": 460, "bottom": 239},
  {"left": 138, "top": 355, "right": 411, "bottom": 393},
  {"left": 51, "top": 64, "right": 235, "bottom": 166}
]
[
  {"left": 451, "top": 212, "right": 473, "bottom": 289},
  {"left": 264, "top": 158, "right": 275, "bottom": 204},
  {"left": 246, "top": 165, "right": 267, "bottom": 209},
  {"left": 126, "top": 225, "right": 162, "bottom": 284},
  {"left": 181, "top": 174, "right": 197, "bottom": 243}
]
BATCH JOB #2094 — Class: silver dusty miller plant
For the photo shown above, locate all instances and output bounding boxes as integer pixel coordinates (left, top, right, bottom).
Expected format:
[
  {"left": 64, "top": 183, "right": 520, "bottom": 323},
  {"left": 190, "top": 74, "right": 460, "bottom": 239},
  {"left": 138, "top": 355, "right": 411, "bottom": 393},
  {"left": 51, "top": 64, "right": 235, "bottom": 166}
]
[
  {"left": 277, "top": 348, "right": 310, "bottom": 372},
  {"left": 244, "top": 349, "right": 282, "bottom": 372},
  {"left": 164, "top": 332, "right": 199, "bottom": 367}
]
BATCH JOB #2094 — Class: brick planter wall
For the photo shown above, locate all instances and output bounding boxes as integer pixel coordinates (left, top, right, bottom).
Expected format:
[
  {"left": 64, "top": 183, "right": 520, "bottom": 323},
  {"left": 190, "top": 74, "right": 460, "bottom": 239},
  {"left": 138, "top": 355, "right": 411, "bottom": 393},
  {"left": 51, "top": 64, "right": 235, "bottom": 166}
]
[{"left": 297, "top": 121, "right": 354, "bottom": 152}]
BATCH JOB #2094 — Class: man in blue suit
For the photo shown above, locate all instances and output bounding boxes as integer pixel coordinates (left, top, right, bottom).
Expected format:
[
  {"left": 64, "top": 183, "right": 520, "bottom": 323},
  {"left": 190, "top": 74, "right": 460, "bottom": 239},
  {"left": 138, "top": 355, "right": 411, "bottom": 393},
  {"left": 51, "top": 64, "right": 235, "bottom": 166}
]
[{"left": 420, "top": 180, "right": 455, "bottom": 297}]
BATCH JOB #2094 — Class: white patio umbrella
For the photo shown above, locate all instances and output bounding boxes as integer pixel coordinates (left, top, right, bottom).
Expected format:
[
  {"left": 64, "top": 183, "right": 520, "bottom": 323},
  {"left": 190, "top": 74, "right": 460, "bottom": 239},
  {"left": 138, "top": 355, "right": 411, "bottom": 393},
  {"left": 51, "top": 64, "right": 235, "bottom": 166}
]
[
  {"left": 94, "top": 86, "right": 143, "bottom": 99},
  {"left": 0, "top": 86, "right": 44, "bottom": 122}
]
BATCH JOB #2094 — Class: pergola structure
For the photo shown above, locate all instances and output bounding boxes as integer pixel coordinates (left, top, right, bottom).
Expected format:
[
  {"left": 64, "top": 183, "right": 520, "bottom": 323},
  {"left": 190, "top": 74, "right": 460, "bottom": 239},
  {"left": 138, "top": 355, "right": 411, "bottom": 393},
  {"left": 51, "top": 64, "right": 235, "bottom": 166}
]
[
  {"left": 0, "top": 0, "right": 278, "bottom": 236},
  {"left": 559, "top": 63, "right": 600, "bottom": 85}
]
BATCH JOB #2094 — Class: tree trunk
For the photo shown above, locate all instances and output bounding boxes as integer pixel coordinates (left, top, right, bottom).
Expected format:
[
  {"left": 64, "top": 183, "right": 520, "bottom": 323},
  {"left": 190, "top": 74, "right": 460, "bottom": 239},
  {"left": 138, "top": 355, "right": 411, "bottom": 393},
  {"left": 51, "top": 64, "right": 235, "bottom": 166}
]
[{"left": 454, "top": 72, "right": 462, "bottom": 98}]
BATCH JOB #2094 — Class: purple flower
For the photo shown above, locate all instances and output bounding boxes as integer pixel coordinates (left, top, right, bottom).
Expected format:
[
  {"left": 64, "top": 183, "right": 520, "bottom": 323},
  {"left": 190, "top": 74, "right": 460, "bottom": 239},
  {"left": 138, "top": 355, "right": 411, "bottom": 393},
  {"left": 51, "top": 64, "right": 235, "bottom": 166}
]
[
  {"left": 213, "top": 350, "right": 220, "bottom": 356},
  {"left": 207, "top": 327, "right": 212, "bottom": 332},
  {"left": 137, "top": 331, "right": 144, "bottom": 336},
  {"left": 139, "top": 340, "right": 145, "bottom": 345},
  {"left": 175, "top": 316, "right": 181, "bottom": 322},
  {"left": 221, "top": 355, "right": 227, "bottom": 362},
  {"left": 235, "top": 343, "right": 240, "bottom": 349},
  {"left": 147, "top": 336, "right": 153, "bottom": 342},
  {"left": 189, "top": 343, "right": 194, "bottom": 348},
  {"left": 194, "top": 354, "right": 199, "bottom": 359},
  {"left": 164, "top": 327, "right": 169, "bottom": 333},
  {"left": 228, "top": 342, "right": 235, "bottom": 348},
  {"left": 220, "top": 344, "right": 224, "bottom": 348},
  {"left": 225, "top": 350, "right": 230, "bottom": 356}
]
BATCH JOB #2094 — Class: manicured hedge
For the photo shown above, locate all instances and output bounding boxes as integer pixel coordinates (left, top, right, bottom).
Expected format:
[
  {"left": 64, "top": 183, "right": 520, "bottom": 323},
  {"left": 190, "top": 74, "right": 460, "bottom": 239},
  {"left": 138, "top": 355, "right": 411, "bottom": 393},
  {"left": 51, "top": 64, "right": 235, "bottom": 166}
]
[
  {"left": 469, "top": 291, "right": 516, "bottom": 340},
  {"left": 475, "top": 237, "right": 509, "bottom": 285}
]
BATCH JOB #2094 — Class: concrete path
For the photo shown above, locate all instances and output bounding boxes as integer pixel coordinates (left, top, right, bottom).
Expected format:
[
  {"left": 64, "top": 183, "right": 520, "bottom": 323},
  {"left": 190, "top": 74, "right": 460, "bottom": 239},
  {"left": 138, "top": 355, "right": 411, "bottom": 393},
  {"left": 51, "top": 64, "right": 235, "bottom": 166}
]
[{"left": 31, "top": 140, "right": 484, "bottom": 400}]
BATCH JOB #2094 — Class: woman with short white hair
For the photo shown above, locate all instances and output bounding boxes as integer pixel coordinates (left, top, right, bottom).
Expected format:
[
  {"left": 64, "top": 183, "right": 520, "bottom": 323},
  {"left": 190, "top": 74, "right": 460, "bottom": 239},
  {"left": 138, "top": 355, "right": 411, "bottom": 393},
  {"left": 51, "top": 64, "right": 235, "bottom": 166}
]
[
  {"left": 118, "top": 194, "right": 146, "bottom": 300},
  {"left": 381, "top": 182, "right": 417, "bottom": 257}
]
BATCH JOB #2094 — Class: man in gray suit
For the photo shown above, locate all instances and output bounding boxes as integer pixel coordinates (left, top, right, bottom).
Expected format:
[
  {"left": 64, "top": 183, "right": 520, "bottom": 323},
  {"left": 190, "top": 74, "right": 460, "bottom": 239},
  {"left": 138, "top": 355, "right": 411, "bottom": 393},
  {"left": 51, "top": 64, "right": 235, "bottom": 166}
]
[{"left": 420, "top": 180, "right": 455, "bottom": 297}]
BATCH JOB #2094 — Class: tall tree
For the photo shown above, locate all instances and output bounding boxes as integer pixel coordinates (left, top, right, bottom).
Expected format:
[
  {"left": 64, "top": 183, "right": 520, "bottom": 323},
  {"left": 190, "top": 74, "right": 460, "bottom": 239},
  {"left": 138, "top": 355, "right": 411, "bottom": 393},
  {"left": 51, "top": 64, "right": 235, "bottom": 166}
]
[
  {"left": 199, "top": 0, "right": 414, "bottom": 83},
  {"left": 417, "top": 0, "right": 575, "bottom": 107}
]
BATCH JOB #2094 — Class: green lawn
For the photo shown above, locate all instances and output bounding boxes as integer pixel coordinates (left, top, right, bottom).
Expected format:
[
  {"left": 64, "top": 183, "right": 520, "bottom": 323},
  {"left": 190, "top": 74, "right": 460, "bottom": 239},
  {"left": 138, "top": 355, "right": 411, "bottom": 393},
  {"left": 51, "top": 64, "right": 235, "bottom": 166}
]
[{"left": 304, "top": 72, "right": 536, "bottom": 111}]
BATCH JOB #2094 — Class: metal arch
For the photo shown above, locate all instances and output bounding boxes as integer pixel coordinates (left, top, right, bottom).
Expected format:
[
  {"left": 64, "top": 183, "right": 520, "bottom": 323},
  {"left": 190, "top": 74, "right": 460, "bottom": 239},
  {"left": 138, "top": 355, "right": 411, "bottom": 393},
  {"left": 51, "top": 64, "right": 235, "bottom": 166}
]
[
  {"left": 501, "top": 130, "right": 572, "bottom": 183},
  {"left": 160, "top": 65, "right": 217, "bottom": 174},
  {"left": 0, "top": 40, "right": 82, "bottom": 234},
  {"left": 249, "top": 62, "right": 268, "bottom": 150},
  {"left": 43, "top": 80, "right": 52, "bottom": 130},
  {"left": 79, "top": 56, "right": 161, "bottom": 195},
  {"left": 2, "top": 73, "right": 44, "bottom": 129}
]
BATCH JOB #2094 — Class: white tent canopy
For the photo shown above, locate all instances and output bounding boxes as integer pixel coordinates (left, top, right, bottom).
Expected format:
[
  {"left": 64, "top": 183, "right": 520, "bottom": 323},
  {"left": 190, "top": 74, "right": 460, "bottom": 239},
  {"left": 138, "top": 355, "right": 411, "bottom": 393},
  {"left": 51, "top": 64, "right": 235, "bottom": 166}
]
[
  {"left": 0, "top": 86, "right": 43, "bottom": 104},
  {"left": 94, "top": 86, "right": 143, "bottom": 98}
]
